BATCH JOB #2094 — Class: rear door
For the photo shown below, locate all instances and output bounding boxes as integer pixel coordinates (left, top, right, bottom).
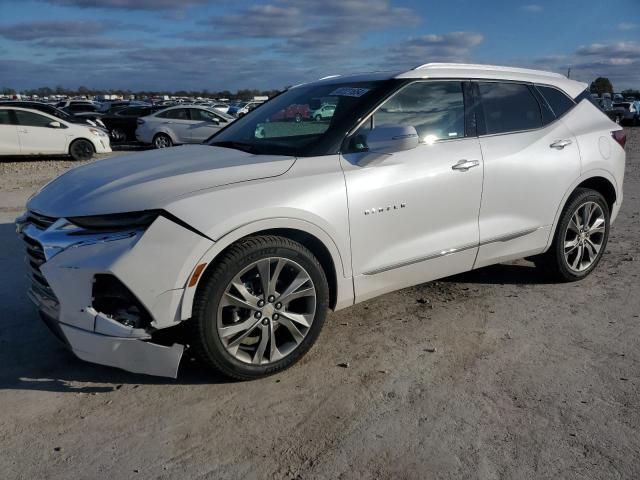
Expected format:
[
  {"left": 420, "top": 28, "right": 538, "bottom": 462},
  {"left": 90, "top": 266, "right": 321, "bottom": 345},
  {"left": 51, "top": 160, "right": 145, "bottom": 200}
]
[
  {"left": 15, "top": 110, "right": 68, "bottom": 154},
  {"left": 474, "top": 81, "right": 581, "bottom": 267},
  {"left": 188, "top": 108, "right": 228, "bottom": 142},
  {"left": 159, "top": 108, "right": 192, "bottom": 143},
  {"left": 0, "top": 109, "right": 20, "bottom": 154}
]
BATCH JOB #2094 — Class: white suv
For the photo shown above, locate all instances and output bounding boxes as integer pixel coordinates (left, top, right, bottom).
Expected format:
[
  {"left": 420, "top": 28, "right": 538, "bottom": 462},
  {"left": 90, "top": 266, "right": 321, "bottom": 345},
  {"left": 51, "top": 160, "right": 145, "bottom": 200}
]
[{"left": 17, "top": 64, "right": 626, "bottom": 379}]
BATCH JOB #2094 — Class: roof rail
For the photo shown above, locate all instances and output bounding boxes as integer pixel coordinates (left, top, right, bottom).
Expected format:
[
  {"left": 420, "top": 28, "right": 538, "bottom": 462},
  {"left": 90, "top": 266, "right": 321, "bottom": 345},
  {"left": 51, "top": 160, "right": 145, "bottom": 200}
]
[
  {"left": 412, "top": 62, "right": 566, "bottom": 79},
  {"left": 318, "top": 74, "right": 341, "bottom": 80}
]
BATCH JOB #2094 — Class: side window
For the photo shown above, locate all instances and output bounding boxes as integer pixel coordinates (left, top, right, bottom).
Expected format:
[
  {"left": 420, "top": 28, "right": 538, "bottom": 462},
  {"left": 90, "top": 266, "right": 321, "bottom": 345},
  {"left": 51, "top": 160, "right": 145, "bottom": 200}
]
[
  {"left": 15, "top": 110, "right": 54, "bottom": 127},
  {"left": 373, "top": 81, "right": 465, "bottom": 142},
  {"left": 162, "top": 108, "right": 189, "bottom": 120},
  {"left": 0, "top": 110, "right": 14, "bottom": 125},
  {"left": 537, "top": 85, "right": 575, "bottom": 118},
  {"left": 190, "top": 109, "right": 225, "bottom": 122},
  {"left": 478, "top": 82, "right": 542, "bottom": 135}
]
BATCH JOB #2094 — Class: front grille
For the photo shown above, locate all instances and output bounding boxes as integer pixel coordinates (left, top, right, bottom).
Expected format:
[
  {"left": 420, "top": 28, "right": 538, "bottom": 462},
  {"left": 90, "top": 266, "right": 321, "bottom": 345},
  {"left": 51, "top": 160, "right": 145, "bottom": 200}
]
[{"left": 20, "top": 212, "right": 60, "bottom": 311}]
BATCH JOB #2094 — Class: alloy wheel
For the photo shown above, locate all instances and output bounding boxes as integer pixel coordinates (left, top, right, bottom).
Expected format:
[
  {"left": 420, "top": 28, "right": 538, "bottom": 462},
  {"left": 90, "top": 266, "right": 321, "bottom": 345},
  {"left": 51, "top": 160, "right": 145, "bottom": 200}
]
[
  {"left": 563, "top": 201, "right": 606, "bottom": 272},
  {"left": 71, "top": 140, "right": 93, "bottom": 160},
  {"left": 154, "top": 134, "right": 171, "bottom": 148},
  {"left": 216, "top": 257, "right": 317, "bottom": 365}
]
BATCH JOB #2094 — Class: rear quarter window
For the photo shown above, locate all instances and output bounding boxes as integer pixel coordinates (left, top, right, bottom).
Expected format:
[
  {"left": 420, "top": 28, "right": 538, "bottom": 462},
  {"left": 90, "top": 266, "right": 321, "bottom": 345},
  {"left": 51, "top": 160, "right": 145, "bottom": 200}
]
[{"left": 537, "top": 85, "right": 575, "bottom": 118}]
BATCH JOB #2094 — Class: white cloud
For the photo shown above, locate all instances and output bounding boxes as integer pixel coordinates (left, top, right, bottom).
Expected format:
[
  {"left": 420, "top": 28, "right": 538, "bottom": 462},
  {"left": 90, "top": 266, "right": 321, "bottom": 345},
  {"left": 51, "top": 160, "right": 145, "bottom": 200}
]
[{"left": 522, "top": 4, "right": 543, "bottom": 13}]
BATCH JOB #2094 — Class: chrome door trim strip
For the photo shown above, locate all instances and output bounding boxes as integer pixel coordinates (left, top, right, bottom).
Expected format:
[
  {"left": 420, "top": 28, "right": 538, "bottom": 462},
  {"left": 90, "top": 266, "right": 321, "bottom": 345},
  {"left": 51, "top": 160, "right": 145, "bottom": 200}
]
[
  {"left": 479, "top": 226, "right": 542, "bottom": 246},
  {"left": 362, "top": 226, "right": 543, "bottom": 276},
  {"left": 363, "top": 242, "right": 478, "bottom": 275}
]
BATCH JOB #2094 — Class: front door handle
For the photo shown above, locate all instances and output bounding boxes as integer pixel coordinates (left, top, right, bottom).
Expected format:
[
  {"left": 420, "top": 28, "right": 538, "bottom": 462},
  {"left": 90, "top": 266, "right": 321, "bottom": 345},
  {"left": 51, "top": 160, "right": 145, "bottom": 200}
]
[
  {"left": 17, "top": 128, "right": 27, "bottom": 133},
  {"left": 451, "top": 159, "right": 480, "bottom": 172},
  {"left": 550, "top": 139, "right": 572, "bottom": 149}
]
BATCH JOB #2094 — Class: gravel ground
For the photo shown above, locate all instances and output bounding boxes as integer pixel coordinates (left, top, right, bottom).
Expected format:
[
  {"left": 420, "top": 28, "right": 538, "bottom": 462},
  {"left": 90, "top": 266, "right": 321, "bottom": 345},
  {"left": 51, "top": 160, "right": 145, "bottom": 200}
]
[{"left": 1, "top": 129, "right": 639, "bottom": 479}]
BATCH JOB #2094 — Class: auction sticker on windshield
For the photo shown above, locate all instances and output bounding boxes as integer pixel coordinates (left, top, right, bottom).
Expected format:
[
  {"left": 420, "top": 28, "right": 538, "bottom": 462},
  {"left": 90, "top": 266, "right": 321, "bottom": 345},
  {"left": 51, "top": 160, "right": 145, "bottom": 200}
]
[{"left": 328, "top": 87, "right": 370, "bottom": 97}]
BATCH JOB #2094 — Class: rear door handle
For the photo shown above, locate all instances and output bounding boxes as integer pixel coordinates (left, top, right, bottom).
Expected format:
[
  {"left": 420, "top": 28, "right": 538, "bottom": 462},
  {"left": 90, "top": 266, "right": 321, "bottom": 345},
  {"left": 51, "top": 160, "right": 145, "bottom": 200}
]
[
  {"left": 17, "top": 128, "right": 28, "bottom": 133},
  {"left": 451, "top": 159, "right": 480, "bottom": 172},
  {"left": 550, "top": 139, "right": 572, "bottom": 149}
]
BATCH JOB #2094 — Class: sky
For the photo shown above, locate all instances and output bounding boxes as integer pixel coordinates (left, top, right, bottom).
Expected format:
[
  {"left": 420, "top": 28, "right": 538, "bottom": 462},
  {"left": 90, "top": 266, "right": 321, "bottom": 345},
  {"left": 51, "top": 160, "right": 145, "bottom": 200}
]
[{"left": 0, "top": 0, "right": 638, "bottom": 92}]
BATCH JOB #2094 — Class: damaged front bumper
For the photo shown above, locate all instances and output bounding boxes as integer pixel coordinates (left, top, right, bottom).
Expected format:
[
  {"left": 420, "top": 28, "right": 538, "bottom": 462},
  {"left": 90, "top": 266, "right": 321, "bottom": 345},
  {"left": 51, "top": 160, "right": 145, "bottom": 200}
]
[{"left": 16, "top": 211, "right": 213, "bottom": 378}]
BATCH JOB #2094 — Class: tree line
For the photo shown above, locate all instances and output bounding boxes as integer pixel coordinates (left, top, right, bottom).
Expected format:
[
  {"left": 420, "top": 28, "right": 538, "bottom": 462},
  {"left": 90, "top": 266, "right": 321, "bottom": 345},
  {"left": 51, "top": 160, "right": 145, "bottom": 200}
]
[
  {"left": 0, "top": 85, "right": 283, "bottom": 100},
  {"left": 590, "top": 77, "right": 640, "bottom": 99}
]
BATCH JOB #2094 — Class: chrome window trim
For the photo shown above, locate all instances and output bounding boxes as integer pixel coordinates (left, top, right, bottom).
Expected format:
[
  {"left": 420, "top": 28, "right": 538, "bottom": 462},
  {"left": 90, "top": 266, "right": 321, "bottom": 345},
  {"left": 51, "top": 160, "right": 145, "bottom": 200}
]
[{"left": 344, "top": 78, "right": 472, "bottom": 146}]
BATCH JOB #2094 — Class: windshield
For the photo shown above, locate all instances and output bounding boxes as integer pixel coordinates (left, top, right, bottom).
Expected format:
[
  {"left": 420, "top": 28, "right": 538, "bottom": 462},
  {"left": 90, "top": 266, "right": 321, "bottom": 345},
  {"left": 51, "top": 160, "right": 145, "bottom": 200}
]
[{"left": 208, "top": 80, "right": 397, "bottom": 156}]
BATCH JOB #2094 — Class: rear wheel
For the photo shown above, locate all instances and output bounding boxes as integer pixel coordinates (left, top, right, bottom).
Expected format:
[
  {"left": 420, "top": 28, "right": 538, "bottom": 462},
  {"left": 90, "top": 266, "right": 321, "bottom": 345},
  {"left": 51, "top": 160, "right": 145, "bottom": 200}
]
[
  {"left": 535, "top": 188, "right": 610, "bottom": 281},
  {"left": 69, "top": 139, "right": 94, "bottom": 161},
  {"left": 153, "top": 133, "right": 172, "bottom": 149},
  {"left": 189, "top": 235, "right": 329, "bottom": 380}
]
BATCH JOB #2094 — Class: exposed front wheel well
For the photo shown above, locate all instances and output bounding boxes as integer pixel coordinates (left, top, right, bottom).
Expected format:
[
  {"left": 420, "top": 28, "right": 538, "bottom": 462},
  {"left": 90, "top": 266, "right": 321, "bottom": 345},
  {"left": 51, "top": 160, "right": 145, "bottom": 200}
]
[{"left": 574, "top": 177, "right": 616, "bottom": 213}]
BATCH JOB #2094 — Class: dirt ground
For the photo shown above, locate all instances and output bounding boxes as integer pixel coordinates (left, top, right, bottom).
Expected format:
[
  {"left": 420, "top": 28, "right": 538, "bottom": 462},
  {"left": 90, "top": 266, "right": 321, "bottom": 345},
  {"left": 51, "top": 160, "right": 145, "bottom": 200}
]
[{"left": 1, "top": 130, "right": 639, "bottom": 480}]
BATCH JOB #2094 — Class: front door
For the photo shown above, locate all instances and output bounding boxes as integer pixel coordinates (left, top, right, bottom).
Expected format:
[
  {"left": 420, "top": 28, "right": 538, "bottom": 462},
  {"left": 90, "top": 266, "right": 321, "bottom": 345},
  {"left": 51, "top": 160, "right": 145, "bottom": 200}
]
[
  {"left": 188, "top": 108, "right": 226, "bottom": 143},
  {"left": 341, "top": 81, "right": 484, "bottom": 302}
]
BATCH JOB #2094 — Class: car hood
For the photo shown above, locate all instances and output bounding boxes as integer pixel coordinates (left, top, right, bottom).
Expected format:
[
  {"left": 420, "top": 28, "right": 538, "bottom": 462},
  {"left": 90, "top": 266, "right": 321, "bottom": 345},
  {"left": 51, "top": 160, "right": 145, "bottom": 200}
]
[{"left": 27, "top": 145, "right": 296, "bottom": 218}]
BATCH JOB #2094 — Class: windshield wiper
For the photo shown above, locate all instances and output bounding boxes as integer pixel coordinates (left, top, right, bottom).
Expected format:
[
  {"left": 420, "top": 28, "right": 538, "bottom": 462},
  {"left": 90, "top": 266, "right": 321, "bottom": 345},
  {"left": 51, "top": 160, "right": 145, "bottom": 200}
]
[{"left": 210, "top": 141, "right": 260, "bottom": 154}]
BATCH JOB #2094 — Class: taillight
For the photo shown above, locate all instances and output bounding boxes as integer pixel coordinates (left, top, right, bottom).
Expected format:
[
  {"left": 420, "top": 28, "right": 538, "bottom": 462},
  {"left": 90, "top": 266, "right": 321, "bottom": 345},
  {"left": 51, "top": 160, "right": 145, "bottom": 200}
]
[
  {"left": 612, "top": 130, "right": 626, "bottom": 149},
  {"left": 137, "top": 119, "right": 145, "bottom": 125}
]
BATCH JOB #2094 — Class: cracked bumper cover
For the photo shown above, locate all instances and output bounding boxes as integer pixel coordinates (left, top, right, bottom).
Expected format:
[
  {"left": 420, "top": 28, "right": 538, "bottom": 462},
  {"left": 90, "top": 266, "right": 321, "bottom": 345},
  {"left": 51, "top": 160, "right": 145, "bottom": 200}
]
[{"left": 18, "top": 213, "right": 214, "bottom": 378}]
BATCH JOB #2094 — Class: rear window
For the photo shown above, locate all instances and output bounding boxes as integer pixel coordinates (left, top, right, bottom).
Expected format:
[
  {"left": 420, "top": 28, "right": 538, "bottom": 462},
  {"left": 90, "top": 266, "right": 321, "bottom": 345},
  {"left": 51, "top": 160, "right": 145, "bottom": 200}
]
[
  {"left": 537, "top": 85, "right": 575, "bottom": 118},
  {"left": 478, "top": 82, "right": 542, "bottom": 135},
  {"left": 0, "top": 110, "right": 13, "bottom": 125}
]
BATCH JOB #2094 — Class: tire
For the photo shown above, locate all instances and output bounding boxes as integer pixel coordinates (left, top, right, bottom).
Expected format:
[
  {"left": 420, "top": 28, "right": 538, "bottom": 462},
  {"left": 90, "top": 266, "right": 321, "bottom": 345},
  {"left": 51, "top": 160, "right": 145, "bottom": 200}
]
[
  {"left": 153, "top": 133, "right": 172, "bottom": 149},
  {"left": 69, "top": 139, "right": 94, "bottom": 161},
  {"left": 189, "top": 235, "right": 329, "bottom": 380},
  {"left": 111, "top": 127, "right": 126, "bottom": 143},
  {"left": 535, "top": 188, "right": 610, "bottom": 281}
]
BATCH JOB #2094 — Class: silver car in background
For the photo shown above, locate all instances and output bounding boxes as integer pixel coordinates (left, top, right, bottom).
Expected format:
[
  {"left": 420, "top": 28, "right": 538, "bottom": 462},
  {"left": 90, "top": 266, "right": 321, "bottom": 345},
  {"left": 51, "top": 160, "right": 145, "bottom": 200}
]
[{"left": 136, "top": 105, "right": 234, "bottom": 148}]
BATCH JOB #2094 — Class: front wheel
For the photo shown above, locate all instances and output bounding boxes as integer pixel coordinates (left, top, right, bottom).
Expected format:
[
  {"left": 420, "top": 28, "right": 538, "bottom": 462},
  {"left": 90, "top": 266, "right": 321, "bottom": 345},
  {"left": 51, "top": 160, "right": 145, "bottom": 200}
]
[
  {"left": 69, "top": 139, "right": 94, "bottom": 161},
  {"left": 536, "top": 188, "right": 610, "bottom": 281},
  {"left": 189, "top": 235, "right": 329, "bottom": 380}
]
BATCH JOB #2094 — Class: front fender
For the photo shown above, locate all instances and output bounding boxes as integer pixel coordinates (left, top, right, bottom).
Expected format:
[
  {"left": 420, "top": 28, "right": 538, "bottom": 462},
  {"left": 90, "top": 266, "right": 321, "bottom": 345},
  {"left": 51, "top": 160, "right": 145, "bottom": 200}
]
[{"left": 179, "top": 217, "right": 354, "bottom": 320}]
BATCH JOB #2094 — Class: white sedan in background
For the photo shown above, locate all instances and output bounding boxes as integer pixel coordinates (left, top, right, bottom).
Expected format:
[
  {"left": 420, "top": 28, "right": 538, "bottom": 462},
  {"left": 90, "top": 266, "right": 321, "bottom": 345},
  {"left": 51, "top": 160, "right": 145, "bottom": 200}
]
[
  {"left": 136, "top": 106, "right": 234, "bottom": 148},
  {"left": 0, "top": 107, "right": 111, "bottom": 160}
]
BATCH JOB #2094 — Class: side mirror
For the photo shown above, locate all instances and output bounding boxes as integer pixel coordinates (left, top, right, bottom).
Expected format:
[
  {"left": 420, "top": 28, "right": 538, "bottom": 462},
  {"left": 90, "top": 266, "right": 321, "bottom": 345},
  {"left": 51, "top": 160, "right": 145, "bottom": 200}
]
[
  {"left": 210, "top": 117, "right": 220, "bottom": 125},
  {"left": 48, "top": 121, "right": 62, "bottom": 128},
  {"left": 366, "top": 125, "right": 419, "bottom": 154}
]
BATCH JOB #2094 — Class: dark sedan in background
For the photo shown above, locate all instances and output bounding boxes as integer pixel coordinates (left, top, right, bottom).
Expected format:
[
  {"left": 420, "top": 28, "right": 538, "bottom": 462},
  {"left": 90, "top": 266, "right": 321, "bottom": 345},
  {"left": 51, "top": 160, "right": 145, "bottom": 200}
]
[{"left": 101, "top": 105, "right": 167, "bottom": 143}]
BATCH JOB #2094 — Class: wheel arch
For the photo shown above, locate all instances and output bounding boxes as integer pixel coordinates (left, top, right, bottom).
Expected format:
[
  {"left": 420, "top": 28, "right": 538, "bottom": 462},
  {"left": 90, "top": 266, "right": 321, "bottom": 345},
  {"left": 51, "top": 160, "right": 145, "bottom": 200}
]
[
  {"left": 68, "top": 137, "right": 96, "bottom": 153},
  {"left": 545, "top": 171, "right": 618, "bottom": 251},
  {"left": 153, "top": 128, "right": 178, "bottom": 144},
  {"left": 179, "top": 218, "right": 354, "bottom": 321}
]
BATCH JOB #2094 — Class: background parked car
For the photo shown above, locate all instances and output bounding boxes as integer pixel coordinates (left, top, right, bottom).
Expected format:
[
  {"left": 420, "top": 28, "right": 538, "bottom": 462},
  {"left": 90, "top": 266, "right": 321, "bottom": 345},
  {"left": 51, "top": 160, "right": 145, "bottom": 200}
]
[
  {"left": 611, "top": 101, "right": 639, "bottom": 125},
  {"left": 227, "top": 101, "right": 263, "bottom": 118},
  {"left": 270, "top": 104, "right": 310, "bottom": 122},
  {"left": 101, "top": 105, "right": 167, "bottom": 143},
  {"left": 312, "top": 104, "right": 336, "bottom": 121},
  {"left": 135, "top": 106, "right": 234, "bottom": 148},
  {"left": 0, "top": 100, "right": 107, "bottom": 129},
  {"left": 0, "top": 106, "right": 111, "bottom": 160}
]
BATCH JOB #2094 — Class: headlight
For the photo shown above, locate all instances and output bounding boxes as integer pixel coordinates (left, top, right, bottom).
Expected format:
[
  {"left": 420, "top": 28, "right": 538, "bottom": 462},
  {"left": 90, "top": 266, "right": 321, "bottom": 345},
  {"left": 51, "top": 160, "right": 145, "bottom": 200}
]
[
  {"left": 89, "top": 128, "right": 108, "bottom": 137},
  {"left": 68, "top": 210, "right": 161, "bottom": 231}
]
